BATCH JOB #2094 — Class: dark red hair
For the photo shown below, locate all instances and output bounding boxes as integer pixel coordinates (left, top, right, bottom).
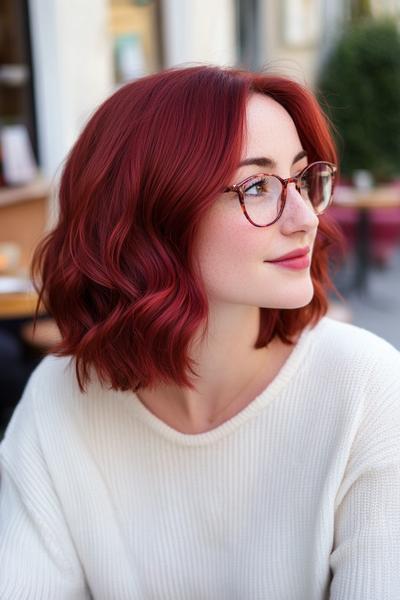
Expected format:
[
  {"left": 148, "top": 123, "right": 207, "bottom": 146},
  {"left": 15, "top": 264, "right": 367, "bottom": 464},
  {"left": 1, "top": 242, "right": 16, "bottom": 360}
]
[{"left": 32, "top": 65, "right": 343, "bottom": 393}]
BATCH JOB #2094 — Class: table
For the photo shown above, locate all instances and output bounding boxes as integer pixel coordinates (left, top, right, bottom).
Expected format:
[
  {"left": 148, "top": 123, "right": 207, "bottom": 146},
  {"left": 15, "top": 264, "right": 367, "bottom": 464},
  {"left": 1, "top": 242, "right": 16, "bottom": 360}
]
[
  {"left": 333, "top": 185, "right": 400, "bottom": 295},
  {"left": 0, "top": 291, "right": 60, "bottom": 355},
  {"left": 0, "top": 175, "right": 49, "bottom": 208},
  {"left": 0, "top": 291, "right": 44, "bottom": 320},
  {"left": 0, "top": 178, "right": 49, "bottom": 272}
]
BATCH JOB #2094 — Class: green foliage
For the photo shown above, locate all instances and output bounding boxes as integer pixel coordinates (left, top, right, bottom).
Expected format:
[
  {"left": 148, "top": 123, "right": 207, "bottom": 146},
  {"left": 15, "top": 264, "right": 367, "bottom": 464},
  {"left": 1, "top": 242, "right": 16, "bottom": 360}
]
[
  {"left": 317, "top": 18, "right": 400, "bottom": 182},
  {"left": 351, "top": 0, "right": 372, "bottom": 21}
]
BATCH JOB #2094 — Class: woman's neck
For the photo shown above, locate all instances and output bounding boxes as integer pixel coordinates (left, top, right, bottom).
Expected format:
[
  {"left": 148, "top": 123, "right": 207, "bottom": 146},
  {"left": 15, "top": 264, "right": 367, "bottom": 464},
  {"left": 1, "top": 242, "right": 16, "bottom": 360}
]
[{"left": 136, "top": 304, "right": 300, "bottom": 434}]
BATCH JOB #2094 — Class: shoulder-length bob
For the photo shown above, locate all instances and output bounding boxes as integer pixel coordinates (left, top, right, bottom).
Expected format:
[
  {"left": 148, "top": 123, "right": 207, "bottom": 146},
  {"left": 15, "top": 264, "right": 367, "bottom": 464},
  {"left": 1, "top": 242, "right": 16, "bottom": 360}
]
[{"left": 32, "top": 65, "right": 343, "bottom": 393}]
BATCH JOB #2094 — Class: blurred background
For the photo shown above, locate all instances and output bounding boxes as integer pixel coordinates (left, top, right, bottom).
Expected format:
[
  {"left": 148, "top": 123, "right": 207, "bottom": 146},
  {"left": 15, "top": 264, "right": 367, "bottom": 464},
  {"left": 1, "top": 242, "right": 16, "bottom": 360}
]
[{"left": 1, "top": 0, "right": 400, "bottom": 433}]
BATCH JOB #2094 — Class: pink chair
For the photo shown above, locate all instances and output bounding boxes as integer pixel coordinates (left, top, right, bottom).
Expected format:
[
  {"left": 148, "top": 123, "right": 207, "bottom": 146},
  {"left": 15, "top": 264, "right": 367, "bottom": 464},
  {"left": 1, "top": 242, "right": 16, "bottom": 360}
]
[
  {"left": 330, "top": 203, "right": 400, "bottom": 267},
  {"left": 369, "top": 207, "right": 400, "bottom": 265},
  {"left": 329, "top": 205, "right": 358, "bottom": 254}
]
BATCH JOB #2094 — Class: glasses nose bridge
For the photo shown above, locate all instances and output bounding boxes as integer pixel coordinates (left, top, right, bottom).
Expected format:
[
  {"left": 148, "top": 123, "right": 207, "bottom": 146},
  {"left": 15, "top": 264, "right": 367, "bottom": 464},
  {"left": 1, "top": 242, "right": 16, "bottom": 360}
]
[
  {"left": 286, "top": 174, "right": 300, "bottom": 188},
  {"left": 281, "top": 175, "right": 301, "bottom": 199}
]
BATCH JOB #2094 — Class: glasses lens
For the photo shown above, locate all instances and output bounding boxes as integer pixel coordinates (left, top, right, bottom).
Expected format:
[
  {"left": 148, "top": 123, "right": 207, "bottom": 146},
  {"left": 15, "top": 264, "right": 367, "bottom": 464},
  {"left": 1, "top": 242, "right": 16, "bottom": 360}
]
[
  {"left": 299, "top": 163, "right": 334, "bottom": 214},
  {"left": 242, "top": 175, "right": 283, "bottom": 226}
]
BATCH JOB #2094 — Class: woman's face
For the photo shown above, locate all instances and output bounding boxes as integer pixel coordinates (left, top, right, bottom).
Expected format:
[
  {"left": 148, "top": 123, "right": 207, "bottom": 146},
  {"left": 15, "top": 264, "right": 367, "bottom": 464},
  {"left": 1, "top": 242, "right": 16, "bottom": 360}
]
[{"left": 194, "top": 93, "right": 320, "bottom": 310}]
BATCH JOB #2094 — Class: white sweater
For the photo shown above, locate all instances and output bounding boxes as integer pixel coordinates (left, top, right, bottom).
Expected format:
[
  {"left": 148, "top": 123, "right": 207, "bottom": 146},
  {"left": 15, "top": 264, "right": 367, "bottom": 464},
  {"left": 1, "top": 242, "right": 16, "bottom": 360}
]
[{"left": 1, "top": 316, "right": 400, "bottom": 600}]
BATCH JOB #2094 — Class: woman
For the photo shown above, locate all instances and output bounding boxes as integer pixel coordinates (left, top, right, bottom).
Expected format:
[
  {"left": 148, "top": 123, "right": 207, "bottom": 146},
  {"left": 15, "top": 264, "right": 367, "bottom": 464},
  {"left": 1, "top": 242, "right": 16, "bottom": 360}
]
[{"left": 0, "top": 65, "right": 399, "bottom": 599}]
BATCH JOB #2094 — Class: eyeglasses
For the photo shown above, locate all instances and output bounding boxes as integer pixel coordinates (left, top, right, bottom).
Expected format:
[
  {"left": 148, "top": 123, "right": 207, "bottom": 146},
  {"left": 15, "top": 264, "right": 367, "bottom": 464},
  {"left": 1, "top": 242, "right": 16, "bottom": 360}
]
[{"left": 223, "top": 161, "right": 337, "bottom": 227}]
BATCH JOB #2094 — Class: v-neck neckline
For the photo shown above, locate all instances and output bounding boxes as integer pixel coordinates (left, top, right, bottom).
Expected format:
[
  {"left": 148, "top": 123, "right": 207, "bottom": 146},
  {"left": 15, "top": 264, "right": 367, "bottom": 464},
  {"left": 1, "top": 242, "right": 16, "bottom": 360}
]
[{"left": 121, "top": 318, "right": 325, "bottom": 446}]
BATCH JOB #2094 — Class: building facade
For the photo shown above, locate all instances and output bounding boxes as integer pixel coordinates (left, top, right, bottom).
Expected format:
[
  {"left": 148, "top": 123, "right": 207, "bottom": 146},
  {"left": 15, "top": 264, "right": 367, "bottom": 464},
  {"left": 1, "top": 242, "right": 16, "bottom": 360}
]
[{"left": 25, "top": 0, "right": 353, "bottom": 181}]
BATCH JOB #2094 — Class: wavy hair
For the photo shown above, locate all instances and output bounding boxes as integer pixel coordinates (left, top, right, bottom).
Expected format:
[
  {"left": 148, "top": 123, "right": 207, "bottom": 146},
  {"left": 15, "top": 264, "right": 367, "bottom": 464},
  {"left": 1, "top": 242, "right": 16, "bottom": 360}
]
[{"left": 32, "top": 65, "right": 344, "bottom": 393}]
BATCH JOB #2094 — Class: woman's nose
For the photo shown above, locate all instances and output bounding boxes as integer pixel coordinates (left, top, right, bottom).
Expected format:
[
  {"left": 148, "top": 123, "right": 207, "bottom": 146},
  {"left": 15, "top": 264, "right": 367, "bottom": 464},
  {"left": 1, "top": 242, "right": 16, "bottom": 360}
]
[{"left": 279, "top": 183, "right": 319, "bottom": 233}]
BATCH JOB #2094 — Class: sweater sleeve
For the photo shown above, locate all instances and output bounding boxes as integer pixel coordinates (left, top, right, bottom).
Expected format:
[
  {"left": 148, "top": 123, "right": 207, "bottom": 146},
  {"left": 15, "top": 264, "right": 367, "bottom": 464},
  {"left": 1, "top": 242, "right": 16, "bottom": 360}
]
[
  {"left": 329, "top": 344, "right": 400, "bottom": 599},
  {"left": 0, "top": 374, "right": 91, "bottom": 600}
]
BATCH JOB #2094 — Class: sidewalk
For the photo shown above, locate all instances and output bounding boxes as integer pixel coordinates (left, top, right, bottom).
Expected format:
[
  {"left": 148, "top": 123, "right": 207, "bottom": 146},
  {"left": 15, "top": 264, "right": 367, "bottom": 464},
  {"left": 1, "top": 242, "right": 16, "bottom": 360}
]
[{"left": 330, "top": 248, "right": 400, "bottom": 350}]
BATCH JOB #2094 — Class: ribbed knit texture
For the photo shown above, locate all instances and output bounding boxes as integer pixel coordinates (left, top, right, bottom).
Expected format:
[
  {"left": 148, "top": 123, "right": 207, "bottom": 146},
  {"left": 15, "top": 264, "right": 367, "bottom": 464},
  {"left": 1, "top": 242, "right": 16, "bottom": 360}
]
[{"left": 1, "top": 316, "right": 400, "bottom": 599}]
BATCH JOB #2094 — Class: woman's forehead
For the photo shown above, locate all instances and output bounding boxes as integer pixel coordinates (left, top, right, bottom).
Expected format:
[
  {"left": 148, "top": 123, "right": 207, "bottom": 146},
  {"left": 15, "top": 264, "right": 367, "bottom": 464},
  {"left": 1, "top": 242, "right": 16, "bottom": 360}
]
[
  {"left": 244, "top": 94, "right": 302, "bottom": 154},
  {"left": 239, "top": 94, "right": 305, "bottom": 175}
]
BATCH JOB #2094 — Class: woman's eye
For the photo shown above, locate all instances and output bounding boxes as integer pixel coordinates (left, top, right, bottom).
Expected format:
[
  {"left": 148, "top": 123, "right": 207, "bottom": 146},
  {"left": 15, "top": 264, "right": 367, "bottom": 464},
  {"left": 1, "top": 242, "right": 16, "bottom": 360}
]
[{"left": 244, "top": 179, "right": 267, "bottom": 196}]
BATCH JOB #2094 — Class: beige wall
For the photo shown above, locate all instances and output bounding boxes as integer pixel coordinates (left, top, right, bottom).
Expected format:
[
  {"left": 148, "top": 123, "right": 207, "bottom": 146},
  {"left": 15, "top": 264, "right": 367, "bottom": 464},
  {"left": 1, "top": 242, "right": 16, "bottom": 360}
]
[
  {"left": 371, "top": 0, "right": 400, "bottom": 17},
  {"left": 162, "top": 0, "right": 236, "bottom": 67},
  {"left": 260, "top": 0, "right": 323, "bottom": 87},
  {"left": 28, "top": 0, "right": 114, "bottom": 181}
]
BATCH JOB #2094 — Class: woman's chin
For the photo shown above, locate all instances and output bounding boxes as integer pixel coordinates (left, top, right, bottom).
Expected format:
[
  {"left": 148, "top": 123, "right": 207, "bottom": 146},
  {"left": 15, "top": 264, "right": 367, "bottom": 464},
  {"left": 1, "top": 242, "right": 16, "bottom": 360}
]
[{"left": 260, "top": 284, "right": 315, "bottom": 310}]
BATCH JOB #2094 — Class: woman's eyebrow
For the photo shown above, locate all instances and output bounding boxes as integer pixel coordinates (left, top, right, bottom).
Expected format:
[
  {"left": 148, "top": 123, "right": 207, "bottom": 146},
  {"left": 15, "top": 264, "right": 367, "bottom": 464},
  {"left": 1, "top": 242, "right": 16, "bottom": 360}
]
[
  {"left": 238, "top": 149, "right": 308, "bottom": 168},
  {"left": 292, "top": 149, "right": 308, "bottom": 164},
  {"left": 238, "top": 157, "right": 276, "bottom": 168}
]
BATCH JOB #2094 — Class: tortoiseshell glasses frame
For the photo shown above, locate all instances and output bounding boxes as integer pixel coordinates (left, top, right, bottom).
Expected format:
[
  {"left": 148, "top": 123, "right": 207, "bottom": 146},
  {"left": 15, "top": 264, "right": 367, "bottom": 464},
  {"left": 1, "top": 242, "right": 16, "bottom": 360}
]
[{"left": 223, "top": 160, "right": 337, "bottom": 227}]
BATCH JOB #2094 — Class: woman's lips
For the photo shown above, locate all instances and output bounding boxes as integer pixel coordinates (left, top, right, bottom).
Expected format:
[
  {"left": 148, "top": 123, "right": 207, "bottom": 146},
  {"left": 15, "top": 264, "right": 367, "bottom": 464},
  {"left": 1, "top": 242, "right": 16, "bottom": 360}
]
[{"left": 264, "top": 253, "right": 310, "bottom": 270}]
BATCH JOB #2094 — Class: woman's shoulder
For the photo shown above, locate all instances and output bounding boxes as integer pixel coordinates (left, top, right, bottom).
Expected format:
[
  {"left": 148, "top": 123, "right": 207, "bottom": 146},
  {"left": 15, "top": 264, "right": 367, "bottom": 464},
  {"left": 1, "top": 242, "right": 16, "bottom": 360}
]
[
  {"left": 11, "top": 353, "right": 108, "bottom": 426},
  {"left": 2, "top": 354, "right": 119, "bottom": 457},
  {"left": 23, "top": 354, "right": 84, "bottom": 407},
  {"left": 29, "top": 352, "right": 76, "bottom": 383},
  {"left": 309, "top": 316, "right": 400, "bottom": 379},
  {"left": 27, "top": 353, "right": 112, "bottom": 395},
  {"left": 314, "top": 316, "right": 398, "bottom": 351},
  {"left": 311, "top": 319, "right": 400, "bottom": 491}
]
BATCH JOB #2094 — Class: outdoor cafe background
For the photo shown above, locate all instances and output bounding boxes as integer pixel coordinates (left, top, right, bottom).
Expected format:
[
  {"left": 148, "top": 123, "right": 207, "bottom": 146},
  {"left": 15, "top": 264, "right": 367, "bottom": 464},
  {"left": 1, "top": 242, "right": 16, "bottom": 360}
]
[{"left": 1, "top": 0, "right": 400, "bottom": 434}]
